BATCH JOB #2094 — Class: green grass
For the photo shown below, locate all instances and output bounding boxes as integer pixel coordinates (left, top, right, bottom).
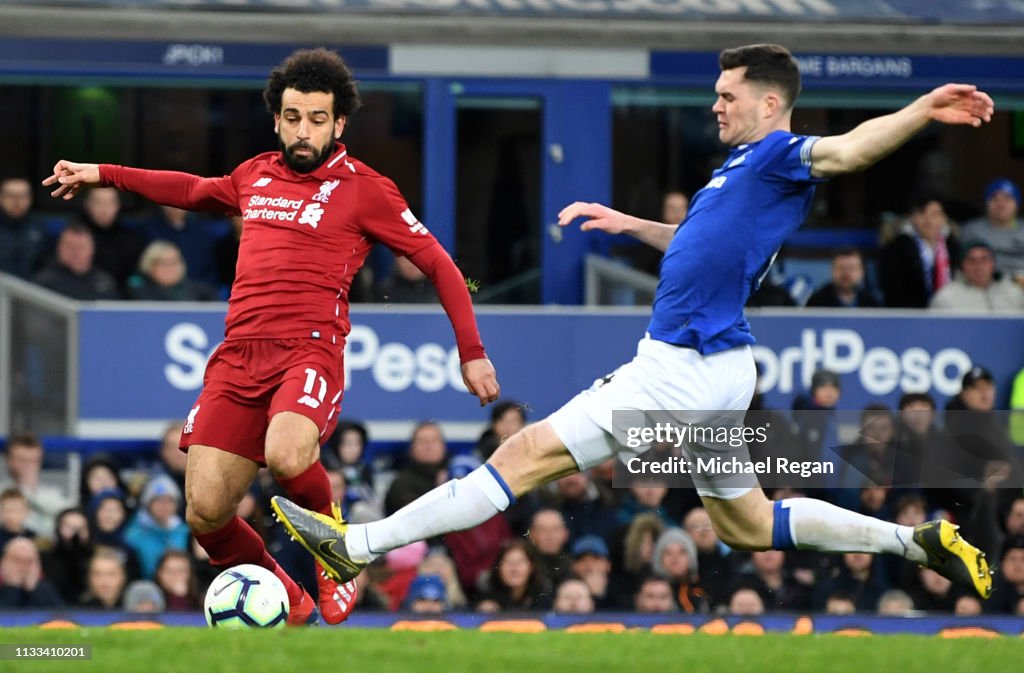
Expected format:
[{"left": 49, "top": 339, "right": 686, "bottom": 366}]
[{"left": 0, "top": 628, "right": 1021, "bottom": 673}]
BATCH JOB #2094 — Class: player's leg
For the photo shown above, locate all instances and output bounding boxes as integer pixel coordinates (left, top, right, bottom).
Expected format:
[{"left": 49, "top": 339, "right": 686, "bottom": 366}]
[
  {"left": 272, "top": 419, "right": 582, "bottom": 581},
  {"left": 264, "top": 409, "right": 355, "bottom": 624},
  {"left": 185, "top": 444, "right": 318, "bottom": 624},
  {"left": 698, "top": 485, "right": 992, "bottom": 598}
]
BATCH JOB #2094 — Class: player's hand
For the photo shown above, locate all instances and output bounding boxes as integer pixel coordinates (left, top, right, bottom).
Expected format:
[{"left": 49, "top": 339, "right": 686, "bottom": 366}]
[
  {"left": 41, "top": 160, "right": 102, "bottom": 201},
  {"left": 557, "top": 201, "right": 633, "bottom": 234},
  {"left": 925, "top": 84, "right": 994, "bottom": 127},
  {"left": 462, "top": 358, "right": 500, "bottom": 406}
]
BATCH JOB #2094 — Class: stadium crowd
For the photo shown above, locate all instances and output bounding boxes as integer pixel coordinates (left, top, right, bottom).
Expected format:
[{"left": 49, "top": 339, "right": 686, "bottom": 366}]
[
  {"left": 3, "top": 175, "right": 1024, "bottom": 311},
  {"left": 1, "top": 374, "right": 1023, "bottom": 617}
]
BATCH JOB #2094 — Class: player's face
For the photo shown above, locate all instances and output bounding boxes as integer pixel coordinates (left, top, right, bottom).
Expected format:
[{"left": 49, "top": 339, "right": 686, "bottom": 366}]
[
  {"left": 275, "top": 88, "right": 346, "bottom": 174},
  {"left": 712, "top": 67, "right": 775, "bottom": 147}
]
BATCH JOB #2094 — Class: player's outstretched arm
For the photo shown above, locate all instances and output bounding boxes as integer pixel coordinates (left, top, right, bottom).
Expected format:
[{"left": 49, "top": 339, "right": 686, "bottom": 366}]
[
  {"left": 810, "top": 83, "right": 994, "bottom": 178},
  {"left": 42, "top": 160, "right": 101, "bottom": 201},
  {"left": 558, "top": 201, "right": 678, "bottom": 252}
]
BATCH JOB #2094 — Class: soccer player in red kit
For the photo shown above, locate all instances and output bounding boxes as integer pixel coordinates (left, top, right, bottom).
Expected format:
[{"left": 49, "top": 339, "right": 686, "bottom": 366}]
[{"left": 43, "top": 48, "right": 501, "bottom": 626}]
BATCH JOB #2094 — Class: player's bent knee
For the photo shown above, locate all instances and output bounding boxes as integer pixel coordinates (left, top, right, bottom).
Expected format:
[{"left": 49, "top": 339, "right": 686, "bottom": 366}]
[
  {"left": 265, "top": 446, "right": 316, "bottom": 479},
  {"left": 185, "top": 500, "right": 232, "bottom": 534}
]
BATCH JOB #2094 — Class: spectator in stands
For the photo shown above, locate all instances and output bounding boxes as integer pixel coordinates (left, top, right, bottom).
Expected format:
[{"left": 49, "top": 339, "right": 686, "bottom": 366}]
[
  {"left": 402, "top": 574, "right": 448, "bottom": 614},
  {"left": 127, "top": 241, "right": 218, "bottom": 301},
  {"left": 838, "top": 405, "right": 896, "bottom": 496},
  {"left": 570, "top": 534, "right": 615, "bottom": 609},
  {"left": 734, "top": 550, "right": 810, "bottom": 612},
  {"left": 0, "top": 488, "right": 35, "bottom": 550},
  {"left": 32, "top": 223, "right": 121, "bottom": 300},
  {"left": 791, "top": 369, "right": 842, "bottom": 473},
  {"left": 528, "top": 508, "right": 572, "bottom": 587},
  {"left": 137, "top": 205, "right": 222, "bottom": 286},
  {"left": 442, "top": 454, "right": 514, "bottom": 594},
  {"left": 683, "top": 507, "right": 734, "bottom": 609},
  {"left": 963, "top": 178, "right": 1024, "bottom": 285},
  {"left": 552, "top": 578, "right": 595, "bottom": 614},
  {"left": 615, "top": 484, "right": 675, "bottom": 528},
  {"left": 662, "top": 190, "right": 689, "bottom": 226},
  {"left": 987, "top": 535, "right": 1024, "bottom": 613},
  {"left": 78, "top": 454, "right": 127, "bottom": 507},
  {"left": 944, "top": 366, "right": 1016, "bottom": 489},
  {"left": 417, "top": 550, "right": 468, "bottom": 609},
  {"left": 77, "top": 548, "right": 127, "bottom": 609},
  {"left": 954, "top": 593, "right": 983, "bottom": 616},
  {"left": 78, "top": 187, "right": 143, "bottom": 290},
  {"left": 1, "top": 433, "right": 70, "bottom": 539},
  {"left": 651, "top": 527, "right": 707, "bottom": 613},
  {"left": 0, "top": 177, "right": 47, "bottom": 280},
  {"left": 891, "top": 393, "right": 947, "bottom": 490},
  {"left": 0, "top": 536, "right": 63, "bottom": 608},
  {"left": 930, "top": 240, "right": 1024, "bottom": 311},
  {"left": 375, "top": 255, "right": 438, "bottom": 304},
  {"left": 877, "top": 588, "right": 915, "bottom": 616},
  {"left": 384, "top": 422, "right": 448, "bottom": 515},
  {"left": 41, "top": 508, "right": 91, "bottom": 605},
  {"left": 123, "top": 474, "right": 190, "bottom": 579},
  {"left": 155, "top": 421, "right": 187, "bottom": 507},
  {"left": 475, "top": 400, "right": 527, "bottom": 462},
  {"left": 214, "top": 215, "right": 243, "bottom": 296},
  {"left": 727, "top": 587, "right": 764, "bottom": 616},
  {"left": 615, "top": 512, "right": 666, "bottom": 607},
  {"left": 329, "top": 421, "right": 377, "bottom": 511},
  {"left": 476, "top": 539, "right": 552, "bottom": 611},
  {"left": 909, "top": 566, "right": 954, "bottom": 612},
  {"left": 535, "top": 471, "right": 617, "bottom": 545},
  {"left": 805, "top": 247, "right": 881, "bottom": 308},
  {"left": 813, "top": 552, "right": 889, "bottom": 612},
  {"left": 823, "top": 591, "right": 856, "bottom": 615},
  {"left": 634, "top": 576, "right": 677, "bottom": 613},
  {"left": 86, "top": 489, "right": 136, "bottom": 559},
  {"left": 123, "top": 580, "right": 166, "bottom": 614},
  {"left": 880, "top": 194, "right": 960, "bottom": 308},
  {"left": 154, "top": 549, "right": 200, "bottom": 611}
]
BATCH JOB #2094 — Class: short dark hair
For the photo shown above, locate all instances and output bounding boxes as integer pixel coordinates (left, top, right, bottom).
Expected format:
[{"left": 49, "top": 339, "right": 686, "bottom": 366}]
[
  {"left": 719, "top": 44, "right": 801, "bottom": 109},
  {"left": 908, "top": 191, "right": 943, "bottom": 214},
  {"left": 263, "top": 48, "right": 361, "bottom": 119},
  {"left": 833, "top": 246, "right": 863, "bottom": 262},
  {"left": 491, "top": 400, "right": 526, "bottom": 425},
  {"left": 898, "top": 392, "right": 936, "bottom": 410},
  {"left": 6, "top": 433, "right": 42, "bottom": 452}
]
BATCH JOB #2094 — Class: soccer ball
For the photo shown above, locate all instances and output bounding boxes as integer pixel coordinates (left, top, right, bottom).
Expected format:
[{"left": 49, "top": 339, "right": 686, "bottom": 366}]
[{"left": 204, "top": 564, "right": 289, "bottom": 629}]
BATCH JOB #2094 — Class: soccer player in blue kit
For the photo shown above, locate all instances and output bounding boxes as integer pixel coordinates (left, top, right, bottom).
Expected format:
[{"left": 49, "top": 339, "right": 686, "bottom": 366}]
[{"left": 272, "top": 44, "right": 995, "bottom": 602}]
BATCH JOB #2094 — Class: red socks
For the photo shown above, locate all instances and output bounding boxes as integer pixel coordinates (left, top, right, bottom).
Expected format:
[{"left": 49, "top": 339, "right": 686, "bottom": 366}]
[
  {"left": 194, "top": 516, "right": 302, "bottom": 604},
  {"left": 276, "top": 461, "right": 334, "bottom": 516}
]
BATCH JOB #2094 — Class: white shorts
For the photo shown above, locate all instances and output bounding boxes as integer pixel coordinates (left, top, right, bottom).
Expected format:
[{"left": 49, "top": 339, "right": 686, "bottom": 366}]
[{"left": 548, "top": 336, "right": 757, "bottom": 500}]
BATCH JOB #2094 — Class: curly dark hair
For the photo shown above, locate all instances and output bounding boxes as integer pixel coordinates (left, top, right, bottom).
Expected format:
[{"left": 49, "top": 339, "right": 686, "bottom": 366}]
[{"left": 263, "top": 48, "right": 362, "bottom": 119}]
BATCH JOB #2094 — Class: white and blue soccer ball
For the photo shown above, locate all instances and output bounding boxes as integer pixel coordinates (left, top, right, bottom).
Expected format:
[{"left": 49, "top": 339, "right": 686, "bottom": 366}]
[{"left": 204, "top": 564, "right": 289, "bottom": 629}]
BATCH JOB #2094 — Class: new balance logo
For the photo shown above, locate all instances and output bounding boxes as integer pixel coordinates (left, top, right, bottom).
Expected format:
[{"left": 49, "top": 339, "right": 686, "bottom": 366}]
[
  {"left": 707, "top": 176, "right": 728, "bottom": 189},
  {"left": 252, "top": 177, "right": 273, "bottom": 187},
  {"left": 312, "top": 179, "right": 340, "bottom": 203},
  {"left": 728, "top": 151, "right": 751, "bottom": 168},
  {"left": 400, "top": 208, "right": 428, "bottom": 235},
  {"left": 297, "top": 395, "right": 321, "bottom": 409},
  {"left": 299, "top": 203, "right": 325, "bottom": 229},
  {"left": 184, "top": 404, "right": 200, "bottom": 433}
]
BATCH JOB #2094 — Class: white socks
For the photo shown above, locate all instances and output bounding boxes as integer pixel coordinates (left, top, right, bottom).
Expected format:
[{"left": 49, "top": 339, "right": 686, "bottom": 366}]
[
  {"left": 776, "top": 498, "right": 926, "bottom": 563},
  {"left": 345, "top": 465, "right": 513, "bottom": 563}
]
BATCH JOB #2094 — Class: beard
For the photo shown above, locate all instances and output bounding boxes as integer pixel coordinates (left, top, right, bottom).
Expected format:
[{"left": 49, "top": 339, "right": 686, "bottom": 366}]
[{"left": 279, "top": 136, "right": 335, "bottom": 174}]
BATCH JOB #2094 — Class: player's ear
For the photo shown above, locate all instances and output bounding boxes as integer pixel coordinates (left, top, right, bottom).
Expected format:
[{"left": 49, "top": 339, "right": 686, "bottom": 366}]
[
  {"left": 762, "top": 92, "right": 781, "bottom": 119},
  {"left": 335, "top": 116, "right": 347, "bottom": 139},
  {"left": 273, "top": 114, "right": 281, "bottom": 134}
]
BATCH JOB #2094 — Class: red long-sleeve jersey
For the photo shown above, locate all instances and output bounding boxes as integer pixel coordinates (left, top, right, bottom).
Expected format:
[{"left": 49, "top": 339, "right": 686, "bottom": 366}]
[{"left": 100, "top": 144, "right": 485, "bottom": 361}]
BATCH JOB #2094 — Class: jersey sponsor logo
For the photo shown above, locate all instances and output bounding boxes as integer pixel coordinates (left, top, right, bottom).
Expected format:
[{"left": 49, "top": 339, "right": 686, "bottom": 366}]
[
  {"left": 706, "top": 175, "right": 728, "bottom": 189},
  {"left": 184, "top": 404, "right": 200, "bottom": 433},
  {"left": 312, "top": 179, "right": 340, "bottom": 204},
  {"left": 244, "top": 194, "right": 305, "bottom": 222},
  {"left": 252, "top": 177, "right": 273, "bottom": 187},
  {"left": 400, "top": 208, "right": 429, "bottom": 235},
  {"left": 299, "top": 203, "right": 325, "bottom": 229}
]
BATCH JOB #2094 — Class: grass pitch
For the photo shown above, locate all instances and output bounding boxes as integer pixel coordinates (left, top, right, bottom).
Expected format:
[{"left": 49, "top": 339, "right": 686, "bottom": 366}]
[{"left": 0, "top": 627, "right": 1020, "bottom": 673}]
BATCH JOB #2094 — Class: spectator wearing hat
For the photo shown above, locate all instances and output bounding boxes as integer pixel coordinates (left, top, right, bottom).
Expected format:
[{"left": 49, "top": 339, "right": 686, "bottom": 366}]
[
  {"left": 792, "top": 370, "right": 842, "bottom": 485},
  {"left": 650, "top": 527, "right": 707, "bottom": 613},
  {"left": 86, "top": 488, "right": 142, "bottom": 581},
  {"left": 985, "top": 535, "right": 1024, "bottom": 613},
  {"left": 123, "top": 475, "right": 189, "bottom": 579},
  {"left": 944, "top": 367, "right": 1017, "bottom": 496},
  {"left": 930, "top": 240, "right": 1024, "bottom": 311},
  {"left": 402, "top": 574, "right": 448, "bottom": 614},
  {"left": 880, "top": 193, "right": 960, "bottom": 308},
  {"left": 569, "top": 534, "right": 616, "bottom": 609},
  {"left": 964, "top": 178, "right": 1024, "bottom": 285},
  {"left": 805, "top": 247, "right": 882, "bottom": 308},
  {"left": 123, "top": 579, "right": 166, "bottom": 614}
]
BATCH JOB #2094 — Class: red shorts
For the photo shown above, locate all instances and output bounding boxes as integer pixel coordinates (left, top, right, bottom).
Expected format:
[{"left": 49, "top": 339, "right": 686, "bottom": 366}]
[{"left": 179, "top": 338, "right": 345, "bottom": 465}]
